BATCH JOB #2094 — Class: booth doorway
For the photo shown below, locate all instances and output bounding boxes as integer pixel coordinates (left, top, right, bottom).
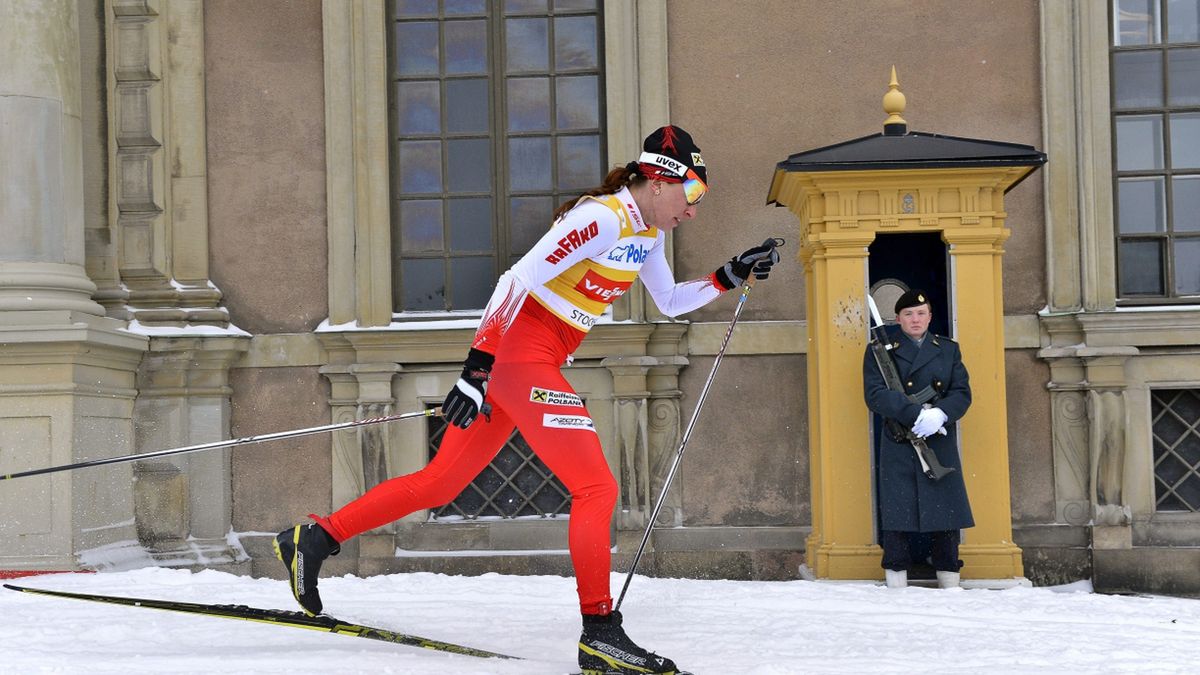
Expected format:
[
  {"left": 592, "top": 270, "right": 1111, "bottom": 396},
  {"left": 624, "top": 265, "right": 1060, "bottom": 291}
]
[
  {"left": 867, "top": 231, "right": 951, "bottom": 578},
  {"left": 868, "top": 232, "right": 950, "bottom": 336}
]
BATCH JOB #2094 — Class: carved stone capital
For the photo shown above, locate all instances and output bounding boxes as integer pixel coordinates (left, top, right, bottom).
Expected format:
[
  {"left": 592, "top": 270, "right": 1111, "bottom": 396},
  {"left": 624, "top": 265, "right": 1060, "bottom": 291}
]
[
  {"left": 136, "top": 335, "right": 249, "bottom": 397},
  {"left": 601, "top": 355, "right": 655, "bottom": 398}
]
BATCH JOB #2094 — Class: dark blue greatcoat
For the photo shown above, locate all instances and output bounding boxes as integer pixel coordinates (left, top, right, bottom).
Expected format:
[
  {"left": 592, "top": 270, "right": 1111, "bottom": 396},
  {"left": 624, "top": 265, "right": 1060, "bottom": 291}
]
[{"left": 863, "top": 326, "right": 974, "bottom": 533}]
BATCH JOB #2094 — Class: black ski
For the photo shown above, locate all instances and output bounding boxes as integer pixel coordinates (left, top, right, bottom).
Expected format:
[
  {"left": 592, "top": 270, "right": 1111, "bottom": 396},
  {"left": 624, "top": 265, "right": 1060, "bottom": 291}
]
[
  {"left": 571, "top": 671, "right": 695, "bottom": 674},
  {"left": 4, "top": 583, "right": 520, "bottom": 660}
]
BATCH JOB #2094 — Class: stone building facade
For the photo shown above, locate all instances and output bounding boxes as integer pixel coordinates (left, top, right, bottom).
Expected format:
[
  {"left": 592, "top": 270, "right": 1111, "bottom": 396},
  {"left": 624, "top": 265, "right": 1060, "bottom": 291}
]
[{"left": 1, "top": 0, "right": 1197, "bottom": 596}]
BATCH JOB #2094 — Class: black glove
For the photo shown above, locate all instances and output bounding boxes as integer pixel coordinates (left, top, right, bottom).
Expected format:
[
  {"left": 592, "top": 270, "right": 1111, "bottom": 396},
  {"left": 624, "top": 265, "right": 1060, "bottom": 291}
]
[
  {"left": 714, "top": 238, "right": 782, "bottom": 290},
  {"left": 442, "top": 348, "right": 495, "bottom": 429}
]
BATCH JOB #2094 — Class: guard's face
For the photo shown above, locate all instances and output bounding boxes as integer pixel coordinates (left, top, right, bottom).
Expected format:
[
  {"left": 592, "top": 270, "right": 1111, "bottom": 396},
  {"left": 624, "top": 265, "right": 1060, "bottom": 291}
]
[{"left": 896, "top": 303, "right": 932, "bottom": 339}]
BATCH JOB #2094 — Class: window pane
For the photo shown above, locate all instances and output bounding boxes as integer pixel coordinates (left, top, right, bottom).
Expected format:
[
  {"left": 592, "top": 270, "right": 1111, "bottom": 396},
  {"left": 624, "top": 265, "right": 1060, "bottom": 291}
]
[
  {"left": 509, "top": 137, "right": 553, "bottom": 190},
  {"left": 557, "top": 135, "right": 602, "bottom": 190},
  {"left": 396, "top": 81, "right": 440, "bottom": 134},
  {"left": 395, "top": 22, "right": 440, "bottom": 76},
  {"left": 556, "top": 75, "right": 599, "bottom": 129},
  {"left": 1116, "top": 114, "right": 1165, "bottom": 169},
  {"left": 1167, "top": 0, "right": 1200, "bottom": 42},
  {"left": 555, "top": 15, "right": 599, "bottom": 70},
  {"left": 448, "top": 197, "right": 493, "bottom": 251},
  {"left": 394, "top": 0, "right": 437, "bottom": 18},
  {"left": 402, "top": 258, "right": 446, "bottom": 310},
  {"left": 1175, "top": 238, "right": 1200, "bottom": 294},
  {"left": 1169, "top": 48, "right": 1200, "bottom": 105},
  {"left": 445, "top": 78, "right": 489, "bottom": 133},
  {"left": 506, "top": 18, "right": 549, "bottom": 72},
  {"left": 1170, "top": 112, "right": 1200, "bottom": 168},
  {"left": 510, "top": 196, "right": 553, "bottom": 254},
  {"left": 451, "top": 257, "right": 495, "bottom": 308},
  {"left": 507, "top": 77, "right": 551, "bottom": 131},
  {"left": 444, "top": 0, "right": 486, "bottom": 16},
  {"left": 1118, "top": 177, "right": 1166, "bottom": 232},
  {"left": 399, "top": 200, "right": 444, "bottom": 251},
  {"left": 505, "top": 0, "right": 548, "bottom": 13},
  {"left": 1174, "top": 176, "right": 1200, "bottom": 231},
  {"left": 1120, "top": 239, "right": 1165, "bottom": 294},
  {"left": 1115, "top": 0, "right": 1162, "bottom": 45},
  {"left": 446, "top": 138, "right": 491, "bottom": 192},
  {"left": 391, "top": 3, "right": 606, "bottom": 314},
  {"left": 445, "top": 19, "right": 487, "bottom": 75},
  {"left": 398, "top": 140, "right": 443, "bottom": 192},
  {"left": 1113, "top": 51, "right": 1164, "bottom": 109}
]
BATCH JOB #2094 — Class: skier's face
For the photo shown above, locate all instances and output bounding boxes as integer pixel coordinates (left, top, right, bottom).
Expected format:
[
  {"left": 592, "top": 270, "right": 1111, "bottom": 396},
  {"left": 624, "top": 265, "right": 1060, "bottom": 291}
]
[
  {"left": 651, "top": 180, "right": 700, "bottom": 232},
  {"left": 896, "top": 304, "right": 931, "bottom": 339}
]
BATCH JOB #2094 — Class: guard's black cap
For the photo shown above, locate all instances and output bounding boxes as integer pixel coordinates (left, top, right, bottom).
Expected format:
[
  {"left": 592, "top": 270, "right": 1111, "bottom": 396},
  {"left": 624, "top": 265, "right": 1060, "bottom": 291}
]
[{"left": 894, "top": 288, "right": 931, "bottom": 314}]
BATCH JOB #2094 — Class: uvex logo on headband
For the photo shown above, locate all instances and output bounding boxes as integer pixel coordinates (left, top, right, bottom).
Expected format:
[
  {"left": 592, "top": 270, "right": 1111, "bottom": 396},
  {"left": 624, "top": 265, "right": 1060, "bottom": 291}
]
[{"left": 638, "top": 152, "right": 687, "bottom": 178}]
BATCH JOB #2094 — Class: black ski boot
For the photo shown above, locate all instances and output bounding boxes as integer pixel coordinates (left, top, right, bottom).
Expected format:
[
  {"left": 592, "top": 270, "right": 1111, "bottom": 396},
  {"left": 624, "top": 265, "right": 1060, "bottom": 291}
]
[
  {"left": 578, "top": 611, "right": 678, "bottom": 674},
  {"left": 273, "top": 521, "right": 340, "bottom": 616}
]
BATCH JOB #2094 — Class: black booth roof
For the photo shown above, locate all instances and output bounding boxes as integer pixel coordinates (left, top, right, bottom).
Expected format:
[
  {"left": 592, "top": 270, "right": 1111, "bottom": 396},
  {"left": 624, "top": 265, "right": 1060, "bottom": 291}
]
[
  {"left": 774, "top": 129, "right": 1047, "bottom": 174},
  {"left": 768, "top": 128, "right": 1047, "bottom": 205}
]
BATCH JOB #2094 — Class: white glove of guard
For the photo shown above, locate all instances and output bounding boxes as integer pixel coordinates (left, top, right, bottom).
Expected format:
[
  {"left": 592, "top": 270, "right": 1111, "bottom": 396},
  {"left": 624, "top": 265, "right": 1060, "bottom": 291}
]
[{"left": 911, "top": 407, "right": 949, "bottom": 438}]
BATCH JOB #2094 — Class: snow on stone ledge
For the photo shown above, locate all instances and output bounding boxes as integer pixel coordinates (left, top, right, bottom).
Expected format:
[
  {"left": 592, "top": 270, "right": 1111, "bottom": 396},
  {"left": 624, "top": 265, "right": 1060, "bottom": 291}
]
[{"left": 121, "top": 319, "right": 251, "bottom": 337}]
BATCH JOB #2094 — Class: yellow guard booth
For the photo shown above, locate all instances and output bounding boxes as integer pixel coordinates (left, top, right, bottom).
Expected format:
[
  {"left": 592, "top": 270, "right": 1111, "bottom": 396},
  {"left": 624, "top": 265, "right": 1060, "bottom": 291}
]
[{"left": 767, "top": 70, "right": 1046, "bottom": 581}]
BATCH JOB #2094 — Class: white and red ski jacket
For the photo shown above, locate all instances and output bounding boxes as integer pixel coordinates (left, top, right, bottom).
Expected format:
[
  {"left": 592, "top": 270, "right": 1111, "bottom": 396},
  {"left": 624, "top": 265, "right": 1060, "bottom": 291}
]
[{"left": 471, "top": 186, "right": 725, "bottom": 357}]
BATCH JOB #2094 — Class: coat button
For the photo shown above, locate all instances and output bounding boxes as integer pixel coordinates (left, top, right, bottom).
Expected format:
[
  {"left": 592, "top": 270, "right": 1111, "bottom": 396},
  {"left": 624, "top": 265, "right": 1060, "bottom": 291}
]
[{"left": 906, "top": 381, "right": 913, "bottom": 387}]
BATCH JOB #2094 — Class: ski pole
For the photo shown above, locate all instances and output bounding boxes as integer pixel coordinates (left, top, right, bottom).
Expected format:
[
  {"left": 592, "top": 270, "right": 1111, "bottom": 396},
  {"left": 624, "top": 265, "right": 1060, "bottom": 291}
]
[
  {"left": 0, "top": 407, "right": 453, "bottom": 482},
  {"left": 614, "top": 237, "right": 783, "bottom": 612}
]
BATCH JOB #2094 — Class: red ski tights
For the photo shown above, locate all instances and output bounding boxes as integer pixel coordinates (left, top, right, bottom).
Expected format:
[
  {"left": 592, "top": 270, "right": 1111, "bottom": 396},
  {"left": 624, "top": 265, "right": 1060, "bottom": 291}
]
[{"left": 322, "top": 309, "right": 618, "bottom": 615}]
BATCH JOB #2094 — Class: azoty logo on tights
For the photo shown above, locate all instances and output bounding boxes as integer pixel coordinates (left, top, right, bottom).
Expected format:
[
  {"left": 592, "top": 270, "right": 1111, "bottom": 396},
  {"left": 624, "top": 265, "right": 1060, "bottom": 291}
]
[{"left": 542, "top": 413, "right": 596, "bottom": 431}]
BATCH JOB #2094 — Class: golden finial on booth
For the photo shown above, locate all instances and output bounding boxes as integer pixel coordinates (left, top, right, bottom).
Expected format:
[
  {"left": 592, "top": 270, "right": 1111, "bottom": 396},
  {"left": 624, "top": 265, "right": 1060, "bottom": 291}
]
[{"left": 883, "top": 65, "right": 907, "bottom": 135}]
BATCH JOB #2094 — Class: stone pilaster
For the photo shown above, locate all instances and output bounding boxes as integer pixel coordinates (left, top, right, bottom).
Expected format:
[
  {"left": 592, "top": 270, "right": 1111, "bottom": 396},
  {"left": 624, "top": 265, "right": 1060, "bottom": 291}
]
[
  {"left": 1039, "top": 313, "right": 1138, "bottom": 548},
  {"left": 319, "top": 362, "right": 402, "bottom": 513},
  {"left": 0, "top": 314, "right": 146, "bottom": 570},
  {"left": 603, "top": 355, "right": 655, "bottom": 530},
  {"left": 0, "top": 0, "right": 149, "bottom": 571},
  {"left": 1080, "top": 347, "right": 1137, "bottom": 549},
  {"left": 646, "top": 323, "right": 688, "bottom": 527},
  {"left": 105, "top": 0, "right": 226, "bottom": 326},
  {"left": 132, "top": 336, "right": 249, "bottom": 567}
]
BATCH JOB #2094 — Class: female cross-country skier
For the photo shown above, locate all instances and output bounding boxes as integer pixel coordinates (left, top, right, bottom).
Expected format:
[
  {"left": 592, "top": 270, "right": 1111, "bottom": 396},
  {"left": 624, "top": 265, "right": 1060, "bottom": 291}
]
[{"left": 274, "top": 125, "right": 779, "bottom": 675}]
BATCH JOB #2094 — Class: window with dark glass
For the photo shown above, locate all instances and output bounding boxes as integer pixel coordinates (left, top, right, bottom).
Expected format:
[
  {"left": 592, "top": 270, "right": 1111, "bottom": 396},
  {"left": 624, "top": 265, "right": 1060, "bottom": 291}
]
[
  {"left": 390, "top": 0, "right": 605, "bottom": 312},
  {"left": 426, "top": 409, "right": 571, "bottom": 519},
  {"left": 1112, "top": 0, "right": 1200, "bottom": 299},
  {"left": 1152, "top": 389, "right": 1200, "bottom": 512}
]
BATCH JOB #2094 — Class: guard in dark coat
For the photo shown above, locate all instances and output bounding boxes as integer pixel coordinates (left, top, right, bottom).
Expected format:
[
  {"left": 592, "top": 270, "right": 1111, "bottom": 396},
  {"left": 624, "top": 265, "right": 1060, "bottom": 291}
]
[{"left": 863, "top": 289, "right": 973, "bottom": 588}]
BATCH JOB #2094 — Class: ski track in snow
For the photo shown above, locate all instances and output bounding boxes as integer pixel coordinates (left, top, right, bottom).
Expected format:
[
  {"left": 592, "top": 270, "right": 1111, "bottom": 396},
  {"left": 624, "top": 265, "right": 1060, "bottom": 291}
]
[{"left": 1, "top": 567, "right": 1198, "bottom": 674}]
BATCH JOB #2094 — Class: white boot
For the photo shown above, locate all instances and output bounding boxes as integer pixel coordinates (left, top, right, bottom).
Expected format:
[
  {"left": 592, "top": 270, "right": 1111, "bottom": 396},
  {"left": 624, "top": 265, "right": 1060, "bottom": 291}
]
[
  {"left": 937, "top": 571, "right": 960, "bottom": 589},
  {"left": 885, "top": 569, "right": 907, "bottom": 589}
]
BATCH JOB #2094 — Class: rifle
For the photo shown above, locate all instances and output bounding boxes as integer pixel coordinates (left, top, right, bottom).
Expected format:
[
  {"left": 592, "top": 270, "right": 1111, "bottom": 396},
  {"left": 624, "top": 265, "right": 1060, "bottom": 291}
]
[{"left": 865, "top": 295, "right": 956, "bottom": 481}]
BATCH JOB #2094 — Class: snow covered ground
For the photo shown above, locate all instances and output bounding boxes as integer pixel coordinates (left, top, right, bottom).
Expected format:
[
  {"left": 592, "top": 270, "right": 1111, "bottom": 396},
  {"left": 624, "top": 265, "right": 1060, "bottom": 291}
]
[{"left": 2, "top": 567, "right": 1199, "bottom": 674}]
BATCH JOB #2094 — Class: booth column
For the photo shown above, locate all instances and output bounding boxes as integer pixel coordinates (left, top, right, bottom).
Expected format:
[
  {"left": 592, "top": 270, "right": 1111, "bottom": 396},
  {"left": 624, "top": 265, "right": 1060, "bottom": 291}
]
[
  {"left": 943, "top": 222, "right": 1023, "bottom": 578},
  {"left": 803, "top": 226, "right": 881, "bottom": 578}
]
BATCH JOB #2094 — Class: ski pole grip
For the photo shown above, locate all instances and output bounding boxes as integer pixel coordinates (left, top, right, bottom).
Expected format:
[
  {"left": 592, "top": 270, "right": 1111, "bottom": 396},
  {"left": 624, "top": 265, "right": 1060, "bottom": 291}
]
[{"left": 743, "top": 237, "right": 785, "bottom": 290}]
